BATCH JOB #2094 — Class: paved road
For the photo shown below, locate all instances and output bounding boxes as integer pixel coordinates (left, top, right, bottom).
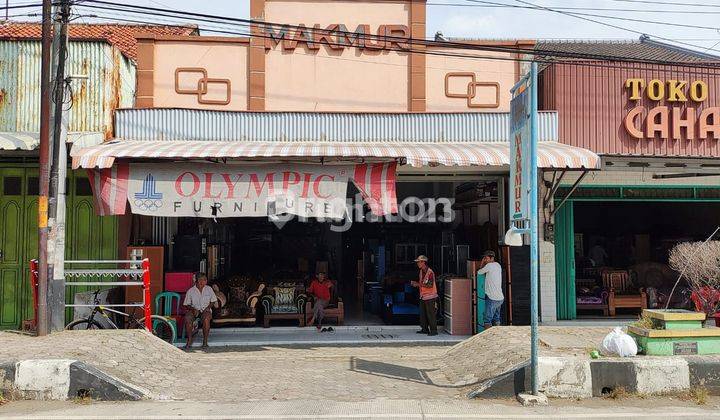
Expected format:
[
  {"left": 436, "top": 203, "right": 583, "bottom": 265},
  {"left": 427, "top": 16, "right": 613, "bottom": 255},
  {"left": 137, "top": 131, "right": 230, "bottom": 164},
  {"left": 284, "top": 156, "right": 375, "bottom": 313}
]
[
  {"left": 1, "top": 397, "right": 719, "bottom": 419},
  {"left": 0, "top": 327, "right": 615, "bottom": 402}
]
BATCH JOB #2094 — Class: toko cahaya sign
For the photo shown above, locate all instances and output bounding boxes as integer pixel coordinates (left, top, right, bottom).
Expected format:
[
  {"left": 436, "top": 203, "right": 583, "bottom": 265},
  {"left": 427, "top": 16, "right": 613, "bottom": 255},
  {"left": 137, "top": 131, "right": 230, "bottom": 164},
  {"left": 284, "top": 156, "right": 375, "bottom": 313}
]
[
  {"left": 509, "top": 85, "right": 532, "bottom": 223},
  {"left": 623, "top": 78, "right": 720, "bottom": 140},
  {"left": 128, "top": 163, "right": 351, "bottom": 219}
]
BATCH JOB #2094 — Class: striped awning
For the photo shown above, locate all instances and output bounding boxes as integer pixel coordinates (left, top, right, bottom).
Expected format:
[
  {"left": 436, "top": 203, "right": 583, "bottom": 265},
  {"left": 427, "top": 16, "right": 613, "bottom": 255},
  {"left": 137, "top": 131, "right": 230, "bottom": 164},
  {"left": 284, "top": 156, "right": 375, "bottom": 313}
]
[{"left": 71, "top": 140, "right": 600, "bottom": 170}]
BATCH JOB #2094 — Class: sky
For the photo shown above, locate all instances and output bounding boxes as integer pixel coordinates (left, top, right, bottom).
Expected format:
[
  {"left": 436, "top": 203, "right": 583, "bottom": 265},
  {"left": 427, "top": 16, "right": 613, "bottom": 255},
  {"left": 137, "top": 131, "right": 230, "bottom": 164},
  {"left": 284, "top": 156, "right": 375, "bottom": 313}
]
[{"left": 8, "top": 0, "right": 720, "bottom": 55}]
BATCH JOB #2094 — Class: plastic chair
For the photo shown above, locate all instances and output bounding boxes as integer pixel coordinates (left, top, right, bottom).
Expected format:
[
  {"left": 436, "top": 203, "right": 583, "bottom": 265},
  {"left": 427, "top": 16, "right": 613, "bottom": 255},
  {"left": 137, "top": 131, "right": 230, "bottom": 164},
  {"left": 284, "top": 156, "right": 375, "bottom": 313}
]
[{"left": 154, "top": 292, "right": 181, "bottom": 343}]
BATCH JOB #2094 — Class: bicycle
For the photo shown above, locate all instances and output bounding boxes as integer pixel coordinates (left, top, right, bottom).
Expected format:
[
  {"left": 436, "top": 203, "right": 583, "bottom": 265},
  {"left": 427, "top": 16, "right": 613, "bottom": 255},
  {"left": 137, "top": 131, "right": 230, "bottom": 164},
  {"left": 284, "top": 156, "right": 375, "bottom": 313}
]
[{"left": 65, "top": 290, "right": 177, "bottom": 344}]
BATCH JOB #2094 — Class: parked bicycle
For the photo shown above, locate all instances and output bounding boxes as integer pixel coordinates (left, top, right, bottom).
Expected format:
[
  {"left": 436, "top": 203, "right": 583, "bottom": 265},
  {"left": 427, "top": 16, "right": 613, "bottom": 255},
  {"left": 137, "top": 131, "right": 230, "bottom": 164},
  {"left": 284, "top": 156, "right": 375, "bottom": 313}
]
[{"left": 65, "top": 290, "right": 176, "bottom": 343}]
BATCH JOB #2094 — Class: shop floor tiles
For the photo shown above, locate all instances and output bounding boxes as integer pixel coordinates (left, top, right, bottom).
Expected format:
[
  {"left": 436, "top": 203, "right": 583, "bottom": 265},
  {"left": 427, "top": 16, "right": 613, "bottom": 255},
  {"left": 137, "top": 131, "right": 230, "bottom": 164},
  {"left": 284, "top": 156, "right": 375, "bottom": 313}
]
[{"left": 179, "top": 325, "right": 469, "bottom": 348}]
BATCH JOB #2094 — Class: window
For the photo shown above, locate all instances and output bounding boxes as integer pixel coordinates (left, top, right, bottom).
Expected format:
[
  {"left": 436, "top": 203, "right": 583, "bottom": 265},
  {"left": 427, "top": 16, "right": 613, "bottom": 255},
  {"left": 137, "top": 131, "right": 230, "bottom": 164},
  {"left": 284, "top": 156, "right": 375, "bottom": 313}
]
[
  {"left": 27, "top": 177, "right": 39, "bottom": 195},
  {"left": 3, "top": 176, "right": 22, "bottom": 195},
  {"left": 75, "top": 177, "right": 93, "bottom": 196}
]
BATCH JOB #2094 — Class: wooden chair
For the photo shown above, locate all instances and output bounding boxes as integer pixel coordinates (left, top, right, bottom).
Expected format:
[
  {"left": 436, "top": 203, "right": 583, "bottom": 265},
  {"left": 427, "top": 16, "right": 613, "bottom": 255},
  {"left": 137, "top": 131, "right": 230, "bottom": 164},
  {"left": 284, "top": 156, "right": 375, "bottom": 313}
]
[{"left": 602, "top": 270, "right": 647, "bottom": 316}]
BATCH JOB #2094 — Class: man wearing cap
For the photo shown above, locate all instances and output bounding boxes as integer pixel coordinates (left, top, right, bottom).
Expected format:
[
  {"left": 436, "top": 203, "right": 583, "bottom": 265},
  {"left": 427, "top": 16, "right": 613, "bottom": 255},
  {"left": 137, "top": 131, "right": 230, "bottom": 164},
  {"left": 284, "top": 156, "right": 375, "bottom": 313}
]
[
  {"left": 411, "top": 255, "right": 438, "bottom": 336},
  {"left": 478, "top": 250, "right": 504, "bottom": 330}
]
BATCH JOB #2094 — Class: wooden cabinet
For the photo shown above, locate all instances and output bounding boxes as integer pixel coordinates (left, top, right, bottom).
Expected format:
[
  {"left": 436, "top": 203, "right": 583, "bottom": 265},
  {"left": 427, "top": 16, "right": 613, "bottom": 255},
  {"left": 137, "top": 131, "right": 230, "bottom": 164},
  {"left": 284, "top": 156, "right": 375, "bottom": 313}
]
[
  {"left": 443, "top": 277, "right": 472, "bottom": 335},
  {"left": 125, "top": 246, "right": 164, "bottom": 306}
]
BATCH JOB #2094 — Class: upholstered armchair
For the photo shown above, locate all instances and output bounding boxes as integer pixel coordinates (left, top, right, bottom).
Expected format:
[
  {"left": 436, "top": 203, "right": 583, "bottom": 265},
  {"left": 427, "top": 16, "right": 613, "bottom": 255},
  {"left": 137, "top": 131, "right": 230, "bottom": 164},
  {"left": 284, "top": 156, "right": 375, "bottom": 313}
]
[{"left": 261, "top": 283, "right": 308, "bottom": 327}]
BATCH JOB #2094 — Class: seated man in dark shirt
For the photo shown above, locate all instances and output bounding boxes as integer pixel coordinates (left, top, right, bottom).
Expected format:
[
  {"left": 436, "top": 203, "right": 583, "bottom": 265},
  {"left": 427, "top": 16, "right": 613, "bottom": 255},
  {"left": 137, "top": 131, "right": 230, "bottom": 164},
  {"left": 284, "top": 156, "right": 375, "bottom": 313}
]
[{"left": 306, "top": 271, "right": 333, "bottom": 331}]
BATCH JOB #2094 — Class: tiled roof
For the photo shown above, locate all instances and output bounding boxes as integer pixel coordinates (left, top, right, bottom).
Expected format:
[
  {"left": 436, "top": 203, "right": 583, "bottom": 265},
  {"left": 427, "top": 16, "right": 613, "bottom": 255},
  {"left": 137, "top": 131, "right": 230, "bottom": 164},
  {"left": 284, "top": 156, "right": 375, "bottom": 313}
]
[
  {"left": 535, "top": 37, "right": 720, "bottom": 63},
  {"left": 0, "top": 22, "right": 198, "bottom": 60}
]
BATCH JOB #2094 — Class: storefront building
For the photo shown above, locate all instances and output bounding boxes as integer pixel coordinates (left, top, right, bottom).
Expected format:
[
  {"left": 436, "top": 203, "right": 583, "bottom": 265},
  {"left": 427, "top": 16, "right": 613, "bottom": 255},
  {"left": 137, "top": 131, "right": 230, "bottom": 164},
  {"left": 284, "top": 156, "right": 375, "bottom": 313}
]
[
  {"left": 537, "top": 39, "right": 720, "bottom": 320},
  {"left": 67, "top": 0, "right": 601, "bottom": 331},
  {"left": 0, "top": 23, "right": 197, "bottom": 329}
]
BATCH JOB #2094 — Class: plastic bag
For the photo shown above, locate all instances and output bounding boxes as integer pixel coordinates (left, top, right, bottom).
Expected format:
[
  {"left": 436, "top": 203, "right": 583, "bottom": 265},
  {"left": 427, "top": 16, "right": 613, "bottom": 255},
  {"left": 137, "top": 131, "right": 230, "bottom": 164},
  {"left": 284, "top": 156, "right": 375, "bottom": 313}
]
[{"left": 600, "top": 327, "right": 638, "bottom": 357}]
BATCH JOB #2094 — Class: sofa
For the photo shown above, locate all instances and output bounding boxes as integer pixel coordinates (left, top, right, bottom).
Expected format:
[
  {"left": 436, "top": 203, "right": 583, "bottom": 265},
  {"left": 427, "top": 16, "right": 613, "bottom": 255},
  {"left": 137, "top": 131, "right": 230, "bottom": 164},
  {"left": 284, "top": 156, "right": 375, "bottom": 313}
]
[
  {"left": 261, "top": 283, "right": 309, "bottom": 327},
  {"left": 382, "top": 283, "right": 420, "bottom": 324}
]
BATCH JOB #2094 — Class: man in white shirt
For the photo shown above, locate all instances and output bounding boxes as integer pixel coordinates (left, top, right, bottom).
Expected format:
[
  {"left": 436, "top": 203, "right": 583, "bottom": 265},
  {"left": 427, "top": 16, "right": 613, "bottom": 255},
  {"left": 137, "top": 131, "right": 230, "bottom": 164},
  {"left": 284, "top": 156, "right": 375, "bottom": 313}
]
[
  {"left": 183, "top": 273, "right": 218, "bottom": 349},
  {"left": 478, "top": 250, "right": 504, "bottom": 330}
]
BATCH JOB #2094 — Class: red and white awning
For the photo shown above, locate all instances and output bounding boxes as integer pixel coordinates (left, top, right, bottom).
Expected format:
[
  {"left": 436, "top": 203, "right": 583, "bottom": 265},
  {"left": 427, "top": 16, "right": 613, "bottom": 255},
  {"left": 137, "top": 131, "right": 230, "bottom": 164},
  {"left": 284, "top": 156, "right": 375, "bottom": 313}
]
[{"left": 72, "top": 140, "right": 600, "bottom": 170}]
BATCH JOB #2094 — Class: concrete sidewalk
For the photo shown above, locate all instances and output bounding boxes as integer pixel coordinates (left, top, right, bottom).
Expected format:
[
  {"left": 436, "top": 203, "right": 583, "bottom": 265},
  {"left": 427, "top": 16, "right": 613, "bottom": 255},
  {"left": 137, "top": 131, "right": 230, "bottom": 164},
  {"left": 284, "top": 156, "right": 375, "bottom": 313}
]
[
  {"left": 2, "top": 397, "right": 719, "bottom": 419},
  {"left": 186, "top": 325, "right": 469, "bottom": 348}
]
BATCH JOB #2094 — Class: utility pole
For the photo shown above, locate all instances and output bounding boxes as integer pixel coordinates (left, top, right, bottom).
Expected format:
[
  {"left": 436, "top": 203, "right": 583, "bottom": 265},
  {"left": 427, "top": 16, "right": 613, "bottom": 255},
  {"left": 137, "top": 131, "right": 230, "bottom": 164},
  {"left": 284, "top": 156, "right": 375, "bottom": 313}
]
[
  {"left": 37, "top": 0, "right": 53, "bottom": 336},
  {"left": 47, "top": 0, "right": 71, "bottom": 332}
]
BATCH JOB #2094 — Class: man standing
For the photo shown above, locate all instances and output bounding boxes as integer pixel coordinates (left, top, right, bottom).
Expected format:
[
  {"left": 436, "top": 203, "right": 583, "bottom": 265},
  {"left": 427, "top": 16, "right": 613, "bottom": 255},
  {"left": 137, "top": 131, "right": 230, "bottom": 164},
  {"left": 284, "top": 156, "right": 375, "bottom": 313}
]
[
  {"left": 183, "top": 273, "right": 218, "bottom": 349},
  {"left": 307, "top": 271, "right": 333, "bottom": 331},
  {"left": 411, "top": 255, "right": 438, "bottom": 336},
  {"left": 478, "top": 250, "right": 504, "bottom": 330}
]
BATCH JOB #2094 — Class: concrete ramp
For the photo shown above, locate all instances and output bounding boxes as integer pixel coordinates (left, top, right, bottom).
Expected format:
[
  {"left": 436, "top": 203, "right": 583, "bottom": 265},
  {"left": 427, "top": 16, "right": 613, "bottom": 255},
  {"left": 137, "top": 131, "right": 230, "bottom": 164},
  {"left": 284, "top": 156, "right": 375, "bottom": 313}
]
[
  {"left": 0, "top": 359, "right": 148, "bottom": 401},
  {"left": 436, "top": 326, "right": 532, "bottom": 387}
]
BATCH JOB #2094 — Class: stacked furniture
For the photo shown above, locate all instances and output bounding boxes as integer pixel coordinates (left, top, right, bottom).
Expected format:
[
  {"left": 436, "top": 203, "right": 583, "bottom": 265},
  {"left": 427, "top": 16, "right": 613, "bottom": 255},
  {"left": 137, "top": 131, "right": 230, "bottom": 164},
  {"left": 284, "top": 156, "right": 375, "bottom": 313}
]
[
  {"left": 164, "top": 272, "right": 194, "bottom": 337},
  {"left": 444, "top": 277, "right": 472, "bottom": 335}
]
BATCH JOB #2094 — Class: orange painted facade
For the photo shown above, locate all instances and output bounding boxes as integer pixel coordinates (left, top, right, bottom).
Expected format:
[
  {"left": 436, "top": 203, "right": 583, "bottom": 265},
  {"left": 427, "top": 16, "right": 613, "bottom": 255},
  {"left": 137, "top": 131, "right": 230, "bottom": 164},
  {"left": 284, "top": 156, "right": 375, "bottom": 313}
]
[{"left": 134, "top": 0, "right": 532, "bottom": 113}]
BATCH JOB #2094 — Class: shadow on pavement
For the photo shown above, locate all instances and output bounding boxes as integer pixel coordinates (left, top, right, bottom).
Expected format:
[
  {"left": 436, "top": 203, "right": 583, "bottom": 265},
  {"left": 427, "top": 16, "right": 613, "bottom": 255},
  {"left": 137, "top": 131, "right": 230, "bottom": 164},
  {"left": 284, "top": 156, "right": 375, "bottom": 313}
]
[{"left": 349, "top": 357, "right": 473, "bottom": 388}]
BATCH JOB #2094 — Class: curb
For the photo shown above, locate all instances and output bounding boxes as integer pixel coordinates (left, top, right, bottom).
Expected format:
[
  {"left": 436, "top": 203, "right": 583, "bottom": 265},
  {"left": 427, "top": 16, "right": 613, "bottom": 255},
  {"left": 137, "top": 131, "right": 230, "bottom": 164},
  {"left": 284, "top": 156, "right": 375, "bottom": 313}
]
[
  {"left": 0, "top": 359, "right": 148, "bottom": 401},
  {"left": 469, "top": 355, "right": 720, "bottom": 399}
]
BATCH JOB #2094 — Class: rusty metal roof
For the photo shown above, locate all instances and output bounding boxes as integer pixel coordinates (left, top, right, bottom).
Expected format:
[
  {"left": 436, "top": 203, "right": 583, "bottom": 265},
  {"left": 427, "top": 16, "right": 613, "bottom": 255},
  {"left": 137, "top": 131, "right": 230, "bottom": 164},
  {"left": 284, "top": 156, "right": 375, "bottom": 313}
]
[
  {"left": 0, "top": 131, "right": 104, "bottom": 151},
  {"left": 0, "top": 22, "right": 198, "bottom": 60},
  {"left": 535, "top": 36, "right": 720, "bottom": 63}
]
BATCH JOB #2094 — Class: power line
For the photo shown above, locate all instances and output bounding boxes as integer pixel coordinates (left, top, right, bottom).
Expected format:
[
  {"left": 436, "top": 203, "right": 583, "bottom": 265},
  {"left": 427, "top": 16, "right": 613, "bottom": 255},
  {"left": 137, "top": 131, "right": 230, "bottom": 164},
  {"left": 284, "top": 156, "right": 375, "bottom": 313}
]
[
  {"left": 73, "top": 10, "right": 720, "bottom": 79},
  {"left": 462, "top": 0, "right": 720, "bottom": 30},
  {"left": 427, "top": 2, "right": 720, "bottom": 14},
  {"left": 72, "top": 0, "right": 720, "bottom": 69},
  {"left": 511, "top": 0, "right": 720, "bottom": 56},
  {"left": 611, "top": 0, "right": 720, "bottom": 8}
]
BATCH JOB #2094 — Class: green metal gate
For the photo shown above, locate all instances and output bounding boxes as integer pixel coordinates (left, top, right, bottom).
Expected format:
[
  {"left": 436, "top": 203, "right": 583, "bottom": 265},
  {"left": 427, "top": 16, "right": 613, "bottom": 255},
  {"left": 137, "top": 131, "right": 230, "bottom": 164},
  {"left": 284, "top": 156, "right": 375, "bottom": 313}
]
[{"left": 0, "top": 167, "right": 117, "bottom": 330}]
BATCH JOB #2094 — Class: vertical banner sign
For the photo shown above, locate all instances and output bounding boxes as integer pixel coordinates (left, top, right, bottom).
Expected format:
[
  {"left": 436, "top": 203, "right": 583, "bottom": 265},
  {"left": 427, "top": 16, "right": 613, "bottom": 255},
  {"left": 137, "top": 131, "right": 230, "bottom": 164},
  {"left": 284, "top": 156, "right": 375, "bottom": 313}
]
[{"left": 509, "top": 85, "right": 532, "bottom": 224}]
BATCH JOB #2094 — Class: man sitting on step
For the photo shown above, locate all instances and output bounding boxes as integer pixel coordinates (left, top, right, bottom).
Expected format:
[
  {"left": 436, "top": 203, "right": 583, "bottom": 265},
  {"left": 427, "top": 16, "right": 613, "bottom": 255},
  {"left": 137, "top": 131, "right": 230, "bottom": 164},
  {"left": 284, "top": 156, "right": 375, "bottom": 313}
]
[{"left": 183, "top": 273, "right": 218, "bottom": 349}]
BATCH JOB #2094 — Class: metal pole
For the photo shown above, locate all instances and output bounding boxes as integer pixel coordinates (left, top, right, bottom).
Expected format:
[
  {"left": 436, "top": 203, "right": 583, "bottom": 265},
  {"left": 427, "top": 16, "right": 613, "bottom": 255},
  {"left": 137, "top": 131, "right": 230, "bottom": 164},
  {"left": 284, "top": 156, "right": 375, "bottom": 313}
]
[
  {"left": 529, "top": 61, "right": 540, "bottom": 396},
  {"left": 142, "top": 259, "right": 152, "bottom": 331},
  {"left": 47, "top": 0, "right": 70, "bottom": 332},
  {"left": 37, "top": 0, "right": 53, "bottom": 337}
]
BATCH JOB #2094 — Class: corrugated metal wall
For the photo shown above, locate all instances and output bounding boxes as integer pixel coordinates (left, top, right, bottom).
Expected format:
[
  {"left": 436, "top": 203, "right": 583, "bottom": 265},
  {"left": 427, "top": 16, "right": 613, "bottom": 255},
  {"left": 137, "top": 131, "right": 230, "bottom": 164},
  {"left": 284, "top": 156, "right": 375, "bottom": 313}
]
[
  {"left": 0, "top": 40, "right": 135, "bottom": 137},
  {"left": 539, "top": 61, "right": 720, "bottom": 157},
  {"left": 115, "top": 108, "right": 559, "bottom": 142}
]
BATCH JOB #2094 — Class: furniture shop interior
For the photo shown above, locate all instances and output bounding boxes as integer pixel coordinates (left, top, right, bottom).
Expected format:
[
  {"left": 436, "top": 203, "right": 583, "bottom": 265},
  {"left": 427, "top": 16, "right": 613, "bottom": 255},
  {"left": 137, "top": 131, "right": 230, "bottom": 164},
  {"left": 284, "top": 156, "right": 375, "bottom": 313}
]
[
  {"left": 131, "top": 179, "right": 502, "bottom": 330},
  {"left": 571, "top": 201, "right": 720, "bottom": 318}
]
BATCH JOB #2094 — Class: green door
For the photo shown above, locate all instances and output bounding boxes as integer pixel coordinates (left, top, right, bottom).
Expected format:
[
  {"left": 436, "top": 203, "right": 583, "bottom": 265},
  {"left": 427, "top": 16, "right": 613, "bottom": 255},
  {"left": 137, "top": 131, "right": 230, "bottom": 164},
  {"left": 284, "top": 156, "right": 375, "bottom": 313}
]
[
  {"left": 0, "top": 167, "right": 118, "bottom": 330},
  {"left": 0, "top": 168, "right": 28, "bottom": 328},
  {"left": 554, "top": 202, "right": 576, "bottom": 320}
]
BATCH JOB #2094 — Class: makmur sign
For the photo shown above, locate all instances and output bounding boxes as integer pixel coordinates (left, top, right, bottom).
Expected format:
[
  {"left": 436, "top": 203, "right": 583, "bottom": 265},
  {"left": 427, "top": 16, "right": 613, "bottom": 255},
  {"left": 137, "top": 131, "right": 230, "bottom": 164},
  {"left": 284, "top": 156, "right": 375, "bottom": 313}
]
[
  {"left": 623, "top": 78, "right": 720, "bottom": 141},
  {"left": 263, "top": 23, "right": 410, "bottom": 51}
]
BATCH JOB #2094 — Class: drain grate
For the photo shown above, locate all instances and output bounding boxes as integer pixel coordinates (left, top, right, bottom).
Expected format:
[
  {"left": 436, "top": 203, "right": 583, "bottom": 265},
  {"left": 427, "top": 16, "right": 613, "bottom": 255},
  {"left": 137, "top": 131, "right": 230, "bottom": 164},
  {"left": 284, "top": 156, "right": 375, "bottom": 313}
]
[{"left": 362, "top": 334, "right": 397, "bottom": 339}]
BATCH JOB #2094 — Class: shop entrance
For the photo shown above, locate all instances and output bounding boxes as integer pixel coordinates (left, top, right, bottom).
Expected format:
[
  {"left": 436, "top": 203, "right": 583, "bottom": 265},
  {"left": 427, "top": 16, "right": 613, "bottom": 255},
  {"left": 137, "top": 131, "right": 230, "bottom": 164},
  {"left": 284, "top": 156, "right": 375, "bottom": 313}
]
[
  {"left": 555, "top": 187, "right": 720, "bottom": 320},
  {"left": 163, "top": 179, "right": 501, "bottom": 329}
]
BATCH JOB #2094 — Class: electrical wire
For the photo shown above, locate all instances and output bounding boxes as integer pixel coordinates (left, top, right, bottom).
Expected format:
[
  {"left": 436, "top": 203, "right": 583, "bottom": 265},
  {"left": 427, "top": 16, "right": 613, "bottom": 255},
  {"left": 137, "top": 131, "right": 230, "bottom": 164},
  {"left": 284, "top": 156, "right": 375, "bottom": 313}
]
[
  {"left": 72, "top": 10, "right": 720, "bottom": 80},
  {"left": 427, "top": 2, "right": 720, "bottom": 14},
  {"left": 511, "top": 0, "right": 720, "bottom": 56},
  {"left": 462, "top": 0, "right": 720, "bottom": 31},
  {"left": 70, "top": 0, "right": 720, "bottom": 69},
  {"left": 612, "top": 0, "right": 720, "bottom": 8}
]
